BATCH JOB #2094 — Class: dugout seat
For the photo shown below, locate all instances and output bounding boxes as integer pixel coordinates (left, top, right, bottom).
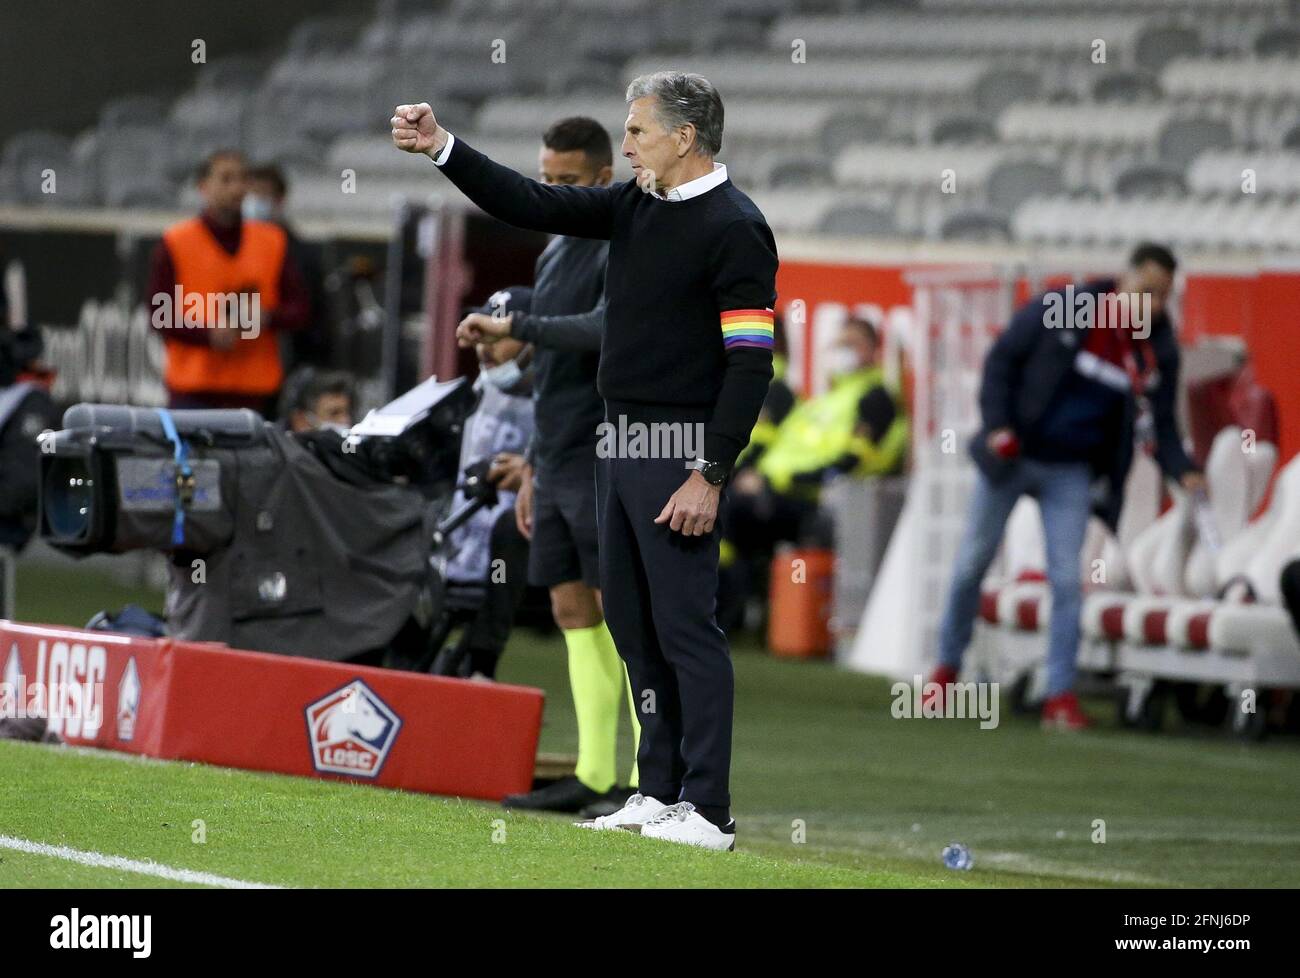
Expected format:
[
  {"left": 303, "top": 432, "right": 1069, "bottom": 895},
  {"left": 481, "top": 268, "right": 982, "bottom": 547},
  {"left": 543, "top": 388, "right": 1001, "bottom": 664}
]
[{"left": 973, "top": 422, "right": 1300, "bottom": 730}]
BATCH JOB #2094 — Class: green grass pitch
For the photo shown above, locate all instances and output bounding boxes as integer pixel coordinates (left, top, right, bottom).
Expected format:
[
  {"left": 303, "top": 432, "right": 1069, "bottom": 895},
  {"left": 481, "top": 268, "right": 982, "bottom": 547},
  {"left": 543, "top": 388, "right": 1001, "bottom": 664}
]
[{"left": 2, "top": 562, "right": 1298, "bottom": 888}]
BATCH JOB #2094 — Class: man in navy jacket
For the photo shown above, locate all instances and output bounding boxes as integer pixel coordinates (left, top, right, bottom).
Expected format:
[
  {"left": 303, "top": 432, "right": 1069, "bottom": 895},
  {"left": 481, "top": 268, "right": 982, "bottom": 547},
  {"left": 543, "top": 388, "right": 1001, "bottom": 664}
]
[{"left": 929, "top": 243, "right": 1204, "bottom": 729}]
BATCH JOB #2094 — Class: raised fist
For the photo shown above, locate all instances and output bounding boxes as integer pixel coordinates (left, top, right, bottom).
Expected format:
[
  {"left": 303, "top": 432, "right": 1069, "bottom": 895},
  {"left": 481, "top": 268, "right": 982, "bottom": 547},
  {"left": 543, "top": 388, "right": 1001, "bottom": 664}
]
[{"left": 391, "top": 103, "right": 446, "bottom": 156}]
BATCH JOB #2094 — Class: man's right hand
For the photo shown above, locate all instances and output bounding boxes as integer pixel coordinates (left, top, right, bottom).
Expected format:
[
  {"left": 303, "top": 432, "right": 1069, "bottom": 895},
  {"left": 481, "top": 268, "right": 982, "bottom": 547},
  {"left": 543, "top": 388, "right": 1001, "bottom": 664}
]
[
  {"left": 986, "top": 426, "right": 1020, "bottom": 458},
  {"left": 515, "top": 464, "right": 534, "bottom": 540},
  {"left": 391, "top": 103, "right": 447, "bottom": 157},
  {"left": 456, "top": 312, "right": 513, "bottom": 348}
]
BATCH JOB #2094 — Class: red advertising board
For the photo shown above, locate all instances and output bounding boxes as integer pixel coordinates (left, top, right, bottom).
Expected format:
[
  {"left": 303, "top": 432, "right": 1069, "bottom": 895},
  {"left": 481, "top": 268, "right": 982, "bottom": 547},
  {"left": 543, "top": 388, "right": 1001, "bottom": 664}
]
[{"left": 0, "top": 620, "right": 543, "bottom": 801}]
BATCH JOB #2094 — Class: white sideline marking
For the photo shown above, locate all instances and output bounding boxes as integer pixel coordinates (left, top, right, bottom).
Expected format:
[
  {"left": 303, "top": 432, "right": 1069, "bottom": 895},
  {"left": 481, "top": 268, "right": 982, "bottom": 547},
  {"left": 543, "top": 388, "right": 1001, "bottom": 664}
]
[{"left": 0, "top": 835, "right": 282, "bottom": 889}]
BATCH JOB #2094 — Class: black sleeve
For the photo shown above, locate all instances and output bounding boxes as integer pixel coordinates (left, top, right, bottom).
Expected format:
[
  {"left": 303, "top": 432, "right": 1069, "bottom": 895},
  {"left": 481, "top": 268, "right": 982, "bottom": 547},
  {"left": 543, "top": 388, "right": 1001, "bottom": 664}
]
[
  {"left": 764, "top": 379, "right": 795, "bottom": 426},
  {"left": 858, "top": 386, "right": 897, "bottom": 443},
  {"left": 979, "top": 297, "right": 1044, "bottom": 432},
  {"left": 436, "top": 136, "right": 617, "bottom": 240},
  {"left": 703, "top": 219, "right": 779, "bottom": 470},
  {"left": 512, "top": 298, "right": 604, "bottom": 353},
  {"left": 0, "top": 390, "right": 57, "bottom": 519}
]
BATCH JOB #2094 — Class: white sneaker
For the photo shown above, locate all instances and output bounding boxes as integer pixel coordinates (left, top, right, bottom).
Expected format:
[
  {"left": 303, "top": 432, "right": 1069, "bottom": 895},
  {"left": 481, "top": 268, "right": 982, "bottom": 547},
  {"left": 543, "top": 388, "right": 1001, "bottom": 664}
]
[
  {"left": 639, "top": 802, "right": 736, "bottom": 852},
  {"left": 574, "top": 792, "right": 670, "bottom": 831}
]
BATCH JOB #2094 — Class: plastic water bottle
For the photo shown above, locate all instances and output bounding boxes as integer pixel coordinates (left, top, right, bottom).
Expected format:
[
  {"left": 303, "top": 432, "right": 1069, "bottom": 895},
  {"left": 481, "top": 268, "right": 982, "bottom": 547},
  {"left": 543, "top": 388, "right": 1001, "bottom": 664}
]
[{"left": 942, "top": 843, "right": 973, "bottom": 871}]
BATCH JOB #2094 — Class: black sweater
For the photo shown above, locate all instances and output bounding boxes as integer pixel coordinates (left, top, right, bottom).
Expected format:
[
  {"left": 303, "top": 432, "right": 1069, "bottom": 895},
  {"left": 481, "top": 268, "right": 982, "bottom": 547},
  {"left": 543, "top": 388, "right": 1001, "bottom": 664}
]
[{"left": 435, "top": 136, "right": 778, "bottom": 469}]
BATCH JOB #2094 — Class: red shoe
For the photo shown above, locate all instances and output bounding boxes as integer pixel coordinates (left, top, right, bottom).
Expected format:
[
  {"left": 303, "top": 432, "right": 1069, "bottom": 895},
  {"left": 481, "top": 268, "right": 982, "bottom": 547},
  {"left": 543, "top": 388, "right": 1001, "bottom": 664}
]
[
  {"left": 1041, "top": 692, "right": 1091, "bottom": 731},
  {"left": 921, "top": 665, "right": 959, "bottom": 712}
]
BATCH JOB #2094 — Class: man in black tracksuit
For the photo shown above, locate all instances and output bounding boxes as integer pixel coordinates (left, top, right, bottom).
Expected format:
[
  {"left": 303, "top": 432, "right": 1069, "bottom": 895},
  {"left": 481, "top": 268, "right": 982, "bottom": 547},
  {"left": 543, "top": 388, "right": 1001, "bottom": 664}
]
[
  {"left": 457, "top": 118, "right": 640, "bottom": 818},
  {"left": 395, "top": 70, "right": 777, "bottom": 850}
]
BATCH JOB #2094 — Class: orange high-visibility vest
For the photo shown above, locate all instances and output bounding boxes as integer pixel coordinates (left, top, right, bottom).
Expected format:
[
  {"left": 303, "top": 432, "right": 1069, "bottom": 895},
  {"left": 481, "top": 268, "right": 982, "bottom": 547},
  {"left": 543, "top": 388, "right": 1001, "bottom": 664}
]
[{"left": 160, "top": 217, "right": 287, "bottom": 396}]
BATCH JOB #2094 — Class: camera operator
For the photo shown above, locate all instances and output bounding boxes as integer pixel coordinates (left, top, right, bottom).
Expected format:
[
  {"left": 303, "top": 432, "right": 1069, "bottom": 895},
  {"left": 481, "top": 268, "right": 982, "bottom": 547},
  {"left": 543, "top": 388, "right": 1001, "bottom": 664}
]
[
  {"left": 277, "top": 366, "right": 356, "bottom": 434},
  {"left": 0, "top": 326, "right": 57, "bottom": 549},
  {"left": 0, "top": 324, "right": 57, "bottom": 617}
]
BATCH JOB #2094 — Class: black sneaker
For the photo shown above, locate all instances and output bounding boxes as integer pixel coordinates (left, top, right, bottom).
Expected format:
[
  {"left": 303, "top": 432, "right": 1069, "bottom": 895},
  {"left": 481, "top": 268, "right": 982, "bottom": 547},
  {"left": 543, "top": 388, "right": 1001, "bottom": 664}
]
[
  {"left": 578, "top": 785, "right": 637, "bottom": 820},
  {"left": 501, "top": 776, "right": 606, "bottom": 813}
]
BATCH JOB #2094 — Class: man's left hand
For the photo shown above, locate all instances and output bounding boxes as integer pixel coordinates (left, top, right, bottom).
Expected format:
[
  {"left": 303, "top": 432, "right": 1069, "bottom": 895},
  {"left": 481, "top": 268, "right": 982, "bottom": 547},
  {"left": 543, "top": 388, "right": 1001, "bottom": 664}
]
[
  {"left": 654, "top": 470, "right": 721, "bottom": 537},
  {"left": 457, "top": 312, "right": 513, "bottom": 348}
]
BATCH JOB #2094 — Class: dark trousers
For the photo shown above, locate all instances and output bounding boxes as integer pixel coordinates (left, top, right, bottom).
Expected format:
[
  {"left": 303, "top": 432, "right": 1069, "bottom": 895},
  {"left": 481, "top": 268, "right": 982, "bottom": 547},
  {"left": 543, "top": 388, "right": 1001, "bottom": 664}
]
[
  {"left": 596, "top": 453, "right": 733, "bottom": 809},
  {"left": 464, "top": 508, "right": 531, "bottom": 678}
]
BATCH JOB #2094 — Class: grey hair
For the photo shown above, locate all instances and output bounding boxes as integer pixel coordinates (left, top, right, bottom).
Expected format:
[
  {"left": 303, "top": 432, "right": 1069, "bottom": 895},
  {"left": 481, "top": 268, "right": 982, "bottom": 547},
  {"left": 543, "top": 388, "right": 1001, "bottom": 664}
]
[{"left": 625, "top": 71, "right": 724, "bottom": 157}]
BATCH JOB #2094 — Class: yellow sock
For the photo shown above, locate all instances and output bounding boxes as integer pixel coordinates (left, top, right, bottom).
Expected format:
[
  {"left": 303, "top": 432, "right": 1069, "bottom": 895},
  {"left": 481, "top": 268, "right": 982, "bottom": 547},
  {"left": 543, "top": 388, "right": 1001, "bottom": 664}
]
[{"left": 565, "top": 622, "right": 624, "bottom": 793}]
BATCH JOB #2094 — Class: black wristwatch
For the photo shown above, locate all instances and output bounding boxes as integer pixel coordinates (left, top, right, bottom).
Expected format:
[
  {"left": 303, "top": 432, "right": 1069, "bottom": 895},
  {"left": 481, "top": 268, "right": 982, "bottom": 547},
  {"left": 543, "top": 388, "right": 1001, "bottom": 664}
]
[{"left": 690, "top": 458, "right": 729, "bottom": 487}]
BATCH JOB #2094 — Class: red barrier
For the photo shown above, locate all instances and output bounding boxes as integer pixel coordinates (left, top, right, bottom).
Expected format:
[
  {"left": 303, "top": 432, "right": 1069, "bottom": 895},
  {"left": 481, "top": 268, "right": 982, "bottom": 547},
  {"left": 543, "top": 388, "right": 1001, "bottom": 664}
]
[{"left": 0, "top": 620, "right": 543, "bottom": 801}]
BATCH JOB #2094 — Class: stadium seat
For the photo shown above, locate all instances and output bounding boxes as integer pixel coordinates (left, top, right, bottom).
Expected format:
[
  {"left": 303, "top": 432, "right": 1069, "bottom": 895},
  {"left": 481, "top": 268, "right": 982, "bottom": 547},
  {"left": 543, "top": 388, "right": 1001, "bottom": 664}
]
[
  {"left": 972, "top": 67, "right": 1041, "bottom": 114},
  {"left": 98, "top": 126, "right": 176, "bottom": 208},
  {"left": 1134, "top": 24, "right": 1203, "bottom": 69},
  {"left": 746, "top": 189, "right": 840, "bottom": 234},
  {"left": 1091, "top": 70, "right": 1162, "bottom": 103},
  {"left": 833, "top": 143, "right": 1005, "bottom": 191},
  {"left": 1157, "top": 116, "right": 1235, "bottom": 168},
  {"left": 765, "top": 156, "right": 834, "bottom": 189},
  {"left": 1162, "top": 56, "right": 1300, "bottom": 101},
  {"left": 930, "top": 114, "right": 998, "bottom": 145},
  {"left": 768, "top": 12, "right": 1147, "bottom": 59},
  {"left": 938, "top": 209, "right": 1012, "bottom": 242},
  {"left": 99, "top": 95, "right": 170, "bottom": 129},
  {"left": 985, "top": 159, "right": 1063, "bottom": 213},
  {"left": 1111, "top": 162, "right": 1187, "bottom": 198},
  {"left": 1187, "top": 149, "right": 1300, "bottom": 196},
  {"left": 0, "top": 131, "right": 79, "bottom": 204},
  {"left": 817, "top": 202, "right": 898, "bottom": 238},
  {"left": 818, "top": 108, "right": 893, "bottom": 157}
]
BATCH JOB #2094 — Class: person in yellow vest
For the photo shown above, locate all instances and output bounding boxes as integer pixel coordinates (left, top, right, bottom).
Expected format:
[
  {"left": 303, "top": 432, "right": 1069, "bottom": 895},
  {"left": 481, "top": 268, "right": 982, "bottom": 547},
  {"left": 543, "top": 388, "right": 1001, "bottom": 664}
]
[
  {"left": 733, "top": 314, "right": 795, "bottom": 471},
  {"left": 146, "top": 150, "right": 310, "bottom": 413},
  {"left": 718, "top": 316, "right": 908, "bottom": 629}
]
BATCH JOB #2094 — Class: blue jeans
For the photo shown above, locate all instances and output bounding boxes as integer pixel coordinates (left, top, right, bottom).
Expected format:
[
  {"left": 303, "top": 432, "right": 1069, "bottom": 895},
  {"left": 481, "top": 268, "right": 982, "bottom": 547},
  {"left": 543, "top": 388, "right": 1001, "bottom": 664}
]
[{"left": 937, "top": 457, "right": 1092, "bottom": 697}]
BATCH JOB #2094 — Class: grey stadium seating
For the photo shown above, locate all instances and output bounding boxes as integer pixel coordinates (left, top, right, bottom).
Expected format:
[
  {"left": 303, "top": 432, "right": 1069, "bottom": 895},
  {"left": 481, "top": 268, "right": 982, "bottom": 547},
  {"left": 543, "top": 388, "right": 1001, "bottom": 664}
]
[{"left": 1, "top": 0, "right": 1296, "bottom": 252}]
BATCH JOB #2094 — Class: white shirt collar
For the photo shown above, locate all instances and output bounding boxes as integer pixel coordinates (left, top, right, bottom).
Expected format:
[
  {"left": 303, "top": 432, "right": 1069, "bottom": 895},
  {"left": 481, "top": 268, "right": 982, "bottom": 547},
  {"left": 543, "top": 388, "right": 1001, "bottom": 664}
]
[{"left": 653, "top": 162, "right": 728, "bottom": 202}]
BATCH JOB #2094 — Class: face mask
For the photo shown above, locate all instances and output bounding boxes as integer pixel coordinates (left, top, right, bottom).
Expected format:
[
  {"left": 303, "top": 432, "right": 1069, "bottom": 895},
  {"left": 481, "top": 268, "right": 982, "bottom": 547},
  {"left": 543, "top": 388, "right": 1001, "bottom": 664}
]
[
  {"left": 241, "top": 194, "right": 274, "bottom": 221},
  {"left": 481, "top": 358, "right": 523, "bottom": 391},
  {"left": 825, "top": 346, "right": 862, "bottom": 378}
]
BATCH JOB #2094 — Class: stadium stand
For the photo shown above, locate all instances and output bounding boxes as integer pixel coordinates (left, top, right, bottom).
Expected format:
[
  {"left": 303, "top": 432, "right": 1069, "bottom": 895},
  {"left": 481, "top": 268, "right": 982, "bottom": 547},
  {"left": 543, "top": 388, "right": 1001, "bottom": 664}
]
[
  {"left": 3, "top": 0, "right": 1299, "bottom": 253},
  {"left": 3, "top": 0, "right": 1299, "bottom": 743}
]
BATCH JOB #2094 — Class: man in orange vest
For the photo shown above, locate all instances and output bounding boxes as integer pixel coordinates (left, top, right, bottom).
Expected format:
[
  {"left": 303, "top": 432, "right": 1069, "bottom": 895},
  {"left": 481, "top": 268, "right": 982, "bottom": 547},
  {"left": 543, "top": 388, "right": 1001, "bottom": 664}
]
[{"left": 146, "top": 150, "right": 310, "bottom": 412}]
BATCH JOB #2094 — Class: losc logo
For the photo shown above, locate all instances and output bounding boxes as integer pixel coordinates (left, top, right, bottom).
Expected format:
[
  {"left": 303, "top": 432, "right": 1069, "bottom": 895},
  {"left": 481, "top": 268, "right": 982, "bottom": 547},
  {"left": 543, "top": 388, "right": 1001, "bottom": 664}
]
[
  {"left": 117, "top": 657, "right": 141, "bottom": 742},
  {"left": 305, "top": 680, "right": 401, "bottom": 779}
]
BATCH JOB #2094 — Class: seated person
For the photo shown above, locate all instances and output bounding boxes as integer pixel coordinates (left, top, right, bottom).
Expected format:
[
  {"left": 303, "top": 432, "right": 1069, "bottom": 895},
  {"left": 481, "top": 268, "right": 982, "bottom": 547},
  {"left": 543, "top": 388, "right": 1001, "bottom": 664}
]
[
  {"left": 734, "top": 314, "right": 796, "bottom": 470},
  {"left": 0, "top": 324, "right": 58, "bottom": 557},
  {"left": 441, "top": 295, "right": 536, "bottom": 678},
  {"left": 277, "top": 366, "right": 356, "bottom": 433},
  {"left": 719, "top": 316, "right": 908, "bottom": 629}
]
